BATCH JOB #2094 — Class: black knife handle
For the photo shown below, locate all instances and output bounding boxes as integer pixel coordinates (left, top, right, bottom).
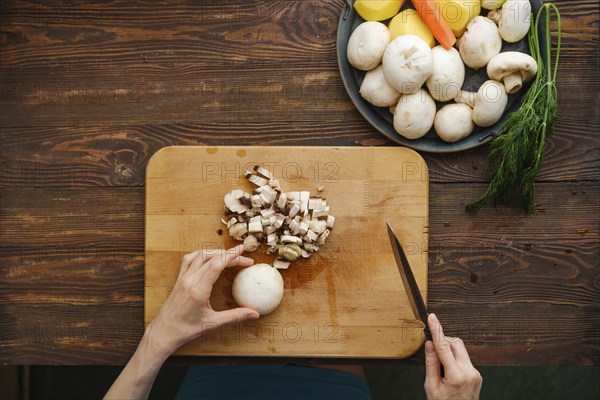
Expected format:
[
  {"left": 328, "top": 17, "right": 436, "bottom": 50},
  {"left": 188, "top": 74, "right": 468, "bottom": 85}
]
[{"left": 424, "top": 326, "right": 432, "bottom": 341}]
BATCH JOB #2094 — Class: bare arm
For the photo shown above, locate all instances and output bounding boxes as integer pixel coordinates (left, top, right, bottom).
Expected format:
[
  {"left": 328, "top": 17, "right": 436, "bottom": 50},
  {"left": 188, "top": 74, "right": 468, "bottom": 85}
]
[{"left": 104, "top": 245, "right": 259, "bottom": 400}]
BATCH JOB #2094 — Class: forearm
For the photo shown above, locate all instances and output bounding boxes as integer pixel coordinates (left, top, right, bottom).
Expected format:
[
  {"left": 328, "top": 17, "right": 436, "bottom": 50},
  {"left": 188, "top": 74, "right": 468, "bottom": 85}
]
[{"left": 104, "top": 327, "right": 172, "bottom": 400}]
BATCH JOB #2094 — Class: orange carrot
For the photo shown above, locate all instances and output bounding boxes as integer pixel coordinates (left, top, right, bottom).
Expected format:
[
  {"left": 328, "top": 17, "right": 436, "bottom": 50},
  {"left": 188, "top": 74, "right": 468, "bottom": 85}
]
[{"left": 412, "top": 0, "right": 456, "bottom": 49}]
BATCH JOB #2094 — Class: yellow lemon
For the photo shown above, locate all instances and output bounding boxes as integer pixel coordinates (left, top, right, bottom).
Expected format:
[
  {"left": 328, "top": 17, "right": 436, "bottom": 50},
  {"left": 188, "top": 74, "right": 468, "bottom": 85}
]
[
  {"left": 388, "top": 9, "right": 435, "bottom": 47},
  {"left": 434, "top": 0, "right": 481, "bottom": 37},
  {"left": 354, "top": 0, "right": 405, "bottom": 22}
]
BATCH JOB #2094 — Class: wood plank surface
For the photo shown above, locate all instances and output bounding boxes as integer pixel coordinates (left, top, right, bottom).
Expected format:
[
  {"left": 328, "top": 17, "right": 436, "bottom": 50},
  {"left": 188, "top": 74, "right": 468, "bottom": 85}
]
[
  {"left": 144, "top": 146, "right": 429, "bottom": 358},
  {"left": 0, "top": 0, "right": 598, "bottom": 365}
]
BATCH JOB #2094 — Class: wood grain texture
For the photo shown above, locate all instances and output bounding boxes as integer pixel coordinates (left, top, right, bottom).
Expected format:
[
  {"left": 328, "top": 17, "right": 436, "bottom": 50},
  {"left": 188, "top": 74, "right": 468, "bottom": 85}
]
[
  {"left": 1, "top": 183, "right": 598, "bottom": 364},
  {"left": 0, "top": 0, "right": 598, "bottom": 365},
  {"left": 145, "top": 146, "right": 429, "bottom": 358}
]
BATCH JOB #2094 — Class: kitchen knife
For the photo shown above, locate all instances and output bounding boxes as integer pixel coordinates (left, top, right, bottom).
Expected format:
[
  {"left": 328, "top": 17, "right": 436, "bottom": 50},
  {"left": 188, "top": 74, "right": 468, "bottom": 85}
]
[{"left": 386, "top": 221, "right": 432, "bottom": 340}]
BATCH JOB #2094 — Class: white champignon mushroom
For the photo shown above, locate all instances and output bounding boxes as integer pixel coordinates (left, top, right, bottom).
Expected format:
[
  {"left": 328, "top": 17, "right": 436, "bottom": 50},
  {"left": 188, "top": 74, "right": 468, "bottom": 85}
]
[
  {"left": 455, "top": 80, "right": 508, "bottom": 127},
  {"left": 382, "top": 35, "right": 434, "bottom": 94},
  {"left": 347, "top": 21, "right": 390, "bottom": 71},
  {"left": 486, "top": 51, "right": 538, "bottom": 94},
  {"left": 487, "top": 0, "right": 531, "bottom": 43},
  {"left": 434, "top": 103, "right": 475, "bottom": 142},
  {"left": 393, "top": 88, "right": 436, "bottom": 139},
  {"left": 458, "top": 16, "right": 502, "bottom": 69},
  {"left": 359, "top": 64, "right": 401, "bottom": 107},
  {"left": 425, "top": 46, "right": 465, "bottom": 102},
  {"left": 232, "top": 263, "right": 284, "bottom": 315}
]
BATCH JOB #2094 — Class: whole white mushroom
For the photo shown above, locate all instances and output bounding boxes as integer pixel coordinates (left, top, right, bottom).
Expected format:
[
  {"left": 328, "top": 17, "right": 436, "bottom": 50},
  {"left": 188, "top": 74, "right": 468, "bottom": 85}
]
[
  {"left": 487, "top": 51, "right": 538, "bottom": 94},
  {"left": 488, "top": 0, "right": 532, "bottom": 43},
  {"left": 426, "top": 46, "right": 465, "bottom": 102},
  {"left": 455, "top": 80, "right": 508, "bottom": 127},
  {"left": 458, "top": 16, "right": 502, "bottom": 69},
  {"left": 232, "top": 263, "right": 284, "bottom": 316},
  {"left": 434, "top": 103, "right": 475, "bottom": 142},
  {"left": 359, "top": 64, "right": 401, "bottom": 107},
  {"left": 383, "top": 35, "right": 434, "bottom": 94},
  {"left": 347, "top": 21, "right": 390, "bottom": 71},
  {"left": 393, "top": 88, "right": 436, "bottom": 139}
]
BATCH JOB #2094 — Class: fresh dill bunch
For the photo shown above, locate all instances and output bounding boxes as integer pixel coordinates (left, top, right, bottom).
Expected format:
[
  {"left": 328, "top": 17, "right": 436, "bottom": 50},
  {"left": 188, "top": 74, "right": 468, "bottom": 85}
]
[{"left": 467, "top": 3, "right": 562, "bottom": 213}]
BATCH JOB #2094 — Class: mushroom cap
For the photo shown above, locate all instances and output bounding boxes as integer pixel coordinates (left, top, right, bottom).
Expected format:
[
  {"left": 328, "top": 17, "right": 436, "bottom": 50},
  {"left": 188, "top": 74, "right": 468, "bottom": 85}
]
[
  {"left": 232, "top": 263, "right": 284, "bottom": 316},
  {"left": 393, "top": 88, "right": 436, "bottom": 139},
  {"left": 487, "top": 51, "right": 538, "bottom": 83},
  {"left": 382, "top": 35, "right": 434, "bottom": 94},
  {"left": 347, "top": 21, "right": 390, "bottom": 71},
  {"left": 473, "top": 80, "right": 508, "bottom": 127},
  {"left": 426, "top": 46, "right": 465, "bottom": 102},
  {"left": 434, "top": 103, "right": 475, "bottom": 142},
  {"left": 359, "top": 64, "right": 401, "bottom": 107},
  {"left": 458, "top": 16, "right": 502, "bottom": 69},
  {"left": 498, "top": 0, "right": 531, "bottom": 43}
]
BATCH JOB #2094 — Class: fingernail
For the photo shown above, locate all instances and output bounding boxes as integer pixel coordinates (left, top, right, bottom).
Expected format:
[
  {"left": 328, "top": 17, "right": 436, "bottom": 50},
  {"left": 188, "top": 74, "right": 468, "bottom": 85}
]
[
  {"left": 242, "top": 256, "right": 254, "bottom": 263},
  {"left": 429, "top": 313, "right": 437, "bottom": 323},
  {"left": 247, "top": 312, "right": 259, "bottom": 320}
]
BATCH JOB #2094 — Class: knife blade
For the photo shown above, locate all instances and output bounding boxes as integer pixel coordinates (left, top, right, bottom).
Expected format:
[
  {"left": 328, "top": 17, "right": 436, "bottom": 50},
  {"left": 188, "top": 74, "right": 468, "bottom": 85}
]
[{"left": 386, "top": 221, "right": 432, "bottom": 340}]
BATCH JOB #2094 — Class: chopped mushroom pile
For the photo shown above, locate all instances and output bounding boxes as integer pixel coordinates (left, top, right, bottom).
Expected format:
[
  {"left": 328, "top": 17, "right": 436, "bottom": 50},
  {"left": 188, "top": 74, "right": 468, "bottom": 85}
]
[{"left": 222, "top": 166, "right": 335, "bottom": 270}]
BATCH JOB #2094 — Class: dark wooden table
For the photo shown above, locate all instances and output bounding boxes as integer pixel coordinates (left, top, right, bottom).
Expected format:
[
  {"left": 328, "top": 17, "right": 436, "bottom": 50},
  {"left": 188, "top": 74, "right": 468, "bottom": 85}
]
[{"left": 1, "top": 0, "right": 598, "bottom": 366}]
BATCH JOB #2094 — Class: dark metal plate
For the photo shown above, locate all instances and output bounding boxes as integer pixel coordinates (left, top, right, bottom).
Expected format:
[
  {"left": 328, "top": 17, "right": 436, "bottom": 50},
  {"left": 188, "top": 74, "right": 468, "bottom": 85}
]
[{"left": 337, "top": 0, "right": 545, "bottom": 153}]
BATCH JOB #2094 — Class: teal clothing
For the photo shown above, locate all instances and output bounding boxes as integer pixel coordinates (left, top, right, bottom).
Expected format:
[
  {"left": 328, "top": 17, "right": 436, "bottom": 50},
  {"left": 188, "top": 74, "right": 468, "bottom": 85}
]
[{"left": 176, "top": 365, "right": 372, "bottom": 400}]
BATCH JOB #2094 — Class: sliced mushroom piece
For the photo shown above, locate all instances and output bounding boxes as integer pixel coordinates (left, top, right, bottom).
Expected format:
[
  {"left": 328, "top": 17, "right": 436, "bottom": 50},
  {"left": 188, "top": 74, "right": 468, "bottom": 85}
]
[
  {"left": 279, "top": 244, "right": 302, "bottom": 261},
  {"left": 305, "top": 229, "right": 319, "bottom": 242},
  {"left": 253, "top": 165, "right": 273, "bottom": 179},
  {"left": 260, "top": 208, "right": 276, "bottom": 218},
  {"left": 288, "top": 203, "right": 300, "bottom": 218},
  {"left": 281, "top": 235, "right": 302, "bottom": 245},
  {"left": 273, "top": 259, "right": 291, "bottom": 270},
  {"left": 245, "top": 172, "right": 268, "bottom": 187},
  {"left": 299, "top": 191, "right": 310, "bottom": 212},
  {"left": 224, "top": 191, "right": 251, "bottom": 214},
  {"left": 267, "top": 233, "right": 278, "bottom": 246},
  {"left": 243, "top": 234, "right": 259, "bottom": 252},
  {"left": 248, "top": 216, "right": 263, "bottom": 233},
  {"left": 229, "top": 223, "right": 247, "bottom": 240},
  {"left": 276, "top": 192, "right": 287, "bottom": 210},
  {"left": 326, "top": 215, "right": 335, "bottom": 229},
  {"left": 487, "top": 52, "right": 538, "bottom": 94}
]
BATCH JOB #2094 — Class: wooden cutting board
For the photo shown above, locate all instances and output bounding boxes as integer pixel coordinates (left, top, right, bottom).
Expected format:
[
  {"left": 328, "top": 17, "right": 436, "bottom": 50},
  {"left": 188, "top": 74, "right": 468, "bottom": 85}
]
[{"left": 145, "top": 146, "right": 429, "bottom": 358}]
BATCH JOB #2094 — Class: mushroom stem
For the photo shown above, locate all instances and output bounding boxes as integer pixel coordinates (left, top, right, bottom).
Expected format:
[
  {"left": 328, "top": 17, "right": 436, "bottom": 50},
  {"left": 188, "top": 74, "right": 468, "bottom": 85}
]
[
  {"left": 487, "top": 10, "right": 501, "bottom": 24},
  {"left": 454, "top": 91, "right": 476, "bottom": 108},
  {"left": 502, "top": 72, "right": 523, "bottom": 94}
]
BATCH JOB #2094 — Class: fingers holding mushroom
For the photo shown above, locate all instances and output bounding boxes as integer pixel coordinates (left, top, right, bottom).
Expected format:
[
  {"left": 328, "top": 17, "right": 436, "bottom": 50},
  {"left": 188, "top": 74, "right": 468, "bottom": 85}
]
[
  {"left": 487, "top": 51, "right": 538, "bottom": 94},
  {"left": 347, "top": 21, "right": 391, "bottom": 71}
]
